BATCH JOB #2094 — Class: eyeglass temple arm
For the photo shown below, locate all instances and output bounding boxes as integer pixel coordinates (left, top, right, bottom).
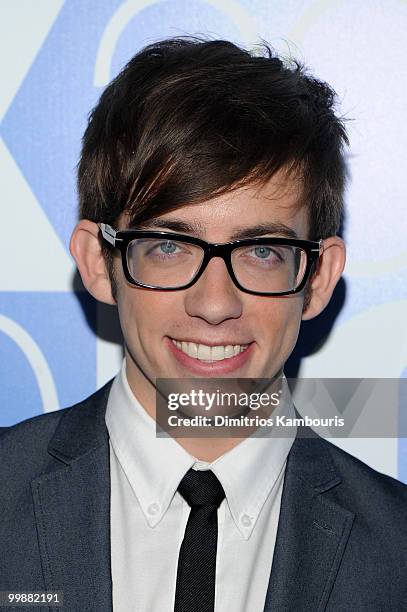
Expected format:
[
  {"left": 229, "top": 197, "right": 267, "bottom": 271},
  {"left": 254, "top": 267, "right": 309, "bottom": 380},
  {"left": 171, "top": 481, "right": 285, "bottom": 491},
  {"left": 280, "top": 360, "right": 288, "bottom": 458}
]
[
  {"left": 314, "top": 239, "right": 324, "bottom": 255},
  {"left": 99, "top": 223, "right": 117, "bottom": 246}
]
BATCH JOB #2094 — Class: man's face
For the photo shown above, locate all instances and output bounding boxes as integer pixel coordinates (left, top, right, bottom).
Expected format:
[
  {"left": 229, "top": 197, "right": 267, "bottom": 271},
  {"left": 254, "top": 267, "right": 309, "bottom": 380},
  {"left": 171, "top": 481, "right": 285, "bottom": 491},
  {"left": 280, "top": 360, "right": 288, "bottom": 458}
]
[{"left": 113, "top": 174, "right": 309, "bottom": 411}]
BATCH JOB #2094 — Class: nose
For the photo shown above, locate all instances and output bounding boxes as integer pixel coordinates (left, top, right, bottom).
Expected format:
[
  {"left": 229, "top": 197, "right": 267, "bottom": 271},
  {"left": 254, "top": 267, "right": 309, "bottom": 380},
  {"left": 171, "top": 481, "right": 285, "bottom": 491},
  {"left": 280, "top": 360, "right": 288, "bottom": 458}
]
[{"left": 184, "top": 256, "right": 243, "bottom": 324}]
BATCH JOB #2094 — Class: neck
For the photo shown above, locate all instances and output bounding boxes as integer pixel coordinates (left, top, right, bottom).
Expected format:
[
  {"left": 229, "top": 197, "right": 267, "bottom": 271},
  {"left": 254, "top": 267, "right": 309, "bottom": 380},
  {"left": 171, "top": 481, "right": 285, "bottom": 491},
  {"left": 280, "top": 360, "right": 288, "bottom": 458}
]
[
  {"left": 174, "top": 435, "right": 246, "bottom": 462},
  {"left": 124, "top": 354, "right": 284, "bottom": 462}
]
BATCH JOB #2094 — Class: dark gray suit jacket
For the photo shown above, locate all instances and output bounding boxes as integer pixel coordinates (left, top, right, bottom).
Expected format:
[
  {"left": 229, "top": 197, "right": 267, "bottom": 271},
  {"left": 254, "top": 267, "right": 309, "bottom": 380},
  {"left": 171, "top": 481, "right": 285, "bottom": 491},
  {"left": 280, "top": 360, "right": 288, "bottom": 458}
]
[{"left": 1, "top": 381, "right": 406, "bottom": 611}]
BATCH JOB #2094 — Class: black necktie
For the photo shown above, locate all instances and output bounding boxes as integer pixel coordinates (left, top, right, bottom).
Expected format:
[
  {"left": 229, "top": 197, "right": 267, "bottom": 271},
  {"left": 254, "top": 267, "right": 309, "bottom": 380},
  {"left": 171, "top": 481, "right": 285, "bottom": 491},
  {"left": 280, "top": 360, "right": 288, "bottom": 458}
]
[{"left": 174, "top": 468, "right": 225, "bottom": 612}]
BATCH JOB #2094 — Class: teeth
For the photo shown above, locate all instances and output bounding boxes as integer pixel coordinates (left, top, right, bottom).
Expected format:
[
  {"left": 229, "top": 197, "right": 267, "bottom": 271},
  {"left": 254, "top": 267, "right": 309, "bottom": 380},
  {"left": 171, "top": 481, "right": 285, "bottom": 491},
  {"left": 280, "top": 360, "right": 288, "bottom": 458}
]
[
  {"left": 224, "top": 345, "right": 234, "bottom": 358},
  {"left": 197, "top": 344, "right": 211, "bottom": 360},
  {"left": 211, "top": 346, "right": 226, "bottom": 361},
  {"left": 172, "top": 339, "right": 249, "bottom": 362}
]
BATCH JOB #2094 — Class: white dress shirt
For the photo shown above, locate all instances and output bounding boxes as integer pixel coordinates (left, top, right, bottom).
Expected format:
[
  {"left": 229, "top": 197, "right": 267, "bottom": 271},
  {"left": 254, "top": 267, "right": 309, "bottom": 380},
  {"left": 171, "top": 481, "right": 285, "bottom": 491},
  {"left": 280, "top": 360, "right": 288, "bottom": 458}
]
[{"left": 105, "top": 361, "right": 296, "bottom": 612}]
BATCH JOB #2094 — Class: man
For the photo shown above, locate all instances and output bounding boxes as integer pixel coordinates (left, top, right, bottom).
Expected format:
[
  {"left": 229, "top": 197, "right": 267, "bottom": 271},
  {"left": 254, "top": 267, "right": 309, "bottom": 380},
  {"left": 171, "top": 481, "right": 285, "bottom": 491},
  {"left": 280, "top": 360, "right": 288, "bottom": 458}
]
[{"left": 1, "top": 38, "right": 406, "bottom": 611}]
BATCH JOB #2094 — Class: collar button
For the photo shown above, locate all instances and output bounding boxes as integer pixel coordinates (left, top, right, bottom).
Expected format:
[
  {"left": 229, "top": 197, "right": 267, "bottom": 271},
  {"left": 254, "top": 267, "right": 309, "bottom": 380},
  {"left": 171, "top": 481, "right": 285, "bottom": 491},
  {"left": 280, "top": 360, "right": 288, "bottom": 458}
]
[
  {"left": 241, "top": 514, "right": 252, "bottom": 527},
  {"left": 148, "top": 502, "right": 160, "bottom": 516}
]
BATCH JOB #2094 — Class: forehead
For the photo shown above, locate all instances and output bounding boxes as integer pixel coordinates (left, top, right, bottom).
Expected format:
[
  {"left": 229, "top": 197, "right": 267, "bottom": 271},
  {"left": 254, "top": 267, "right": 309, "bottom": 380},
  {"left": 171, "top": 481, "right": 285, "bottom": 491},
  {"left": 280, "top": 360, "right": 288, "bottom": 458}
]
[{"left": 131, "top": 172, "right": 309, "bottom": 239}]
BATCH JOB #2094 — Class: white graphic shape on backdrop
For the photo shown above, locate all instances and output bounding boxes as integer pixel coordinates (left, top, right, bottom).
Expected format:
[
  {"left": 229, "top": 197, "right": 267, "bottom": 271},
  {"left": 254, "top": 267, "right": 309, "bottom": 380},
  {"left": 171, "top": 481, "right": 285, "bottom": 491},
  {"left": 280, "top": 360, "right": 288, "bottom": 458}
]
[
  {"left": 0, "top": 314, "right": 59, "bottom": 414},
  {"left": 0, "top": 0, "right": 65, "bottom": 120},
  {"left": 299, "top": 300, "right": 407, "bottom": 477},
  {"left": 288, "top": 0, "right": 407, "bottom": 277},
  {"left": 94, "top": 0, "right": 260, "bottom": 86},
  {"left": 289, "top": 0, "right": 343, "bottom": 43},
  {"left": 345, "top": 253, "right": 407, "bottom": 278},
  {"left": 0, "top": 139, "right": 74, "bottom": 291}
]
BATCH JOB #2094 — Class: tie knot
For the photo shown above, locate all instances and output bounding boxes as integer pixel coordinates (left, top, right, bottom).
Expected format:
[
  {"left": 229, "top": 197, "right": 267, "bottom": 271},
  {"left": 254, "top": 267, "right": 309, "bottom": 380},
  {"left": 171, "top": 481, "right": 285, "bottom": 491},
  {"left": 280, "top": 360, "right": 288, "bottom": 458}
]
[{"left": 178, "top": 469, "right": 225, "bottom": 508}]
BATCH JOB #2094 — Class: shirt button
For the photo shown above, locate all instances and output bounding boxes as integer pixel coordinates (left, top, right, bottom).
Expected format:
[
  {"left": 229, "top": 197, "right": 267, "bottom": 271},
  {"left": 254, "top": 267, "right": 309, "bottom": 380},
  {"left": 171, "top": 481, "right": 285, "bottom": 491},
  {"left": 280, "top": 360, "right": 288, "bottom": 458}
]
[
  {"left": 147, "top": 503, "right": 160, "bottom": 516},
  {"left": 241, "top": 514, "right": 252, "bottom": 527}
]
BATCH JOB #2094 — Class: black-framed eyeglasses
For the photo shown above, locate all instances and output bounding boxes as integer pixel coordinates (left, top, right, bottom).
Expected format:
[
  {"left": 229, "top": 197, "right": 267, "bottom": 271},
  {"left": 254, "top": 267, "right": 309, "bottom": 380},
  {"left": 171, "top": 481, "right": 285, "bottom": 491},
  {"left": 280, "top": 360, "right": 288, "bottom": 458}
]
[{"left": 99, "top": 223, "right": 323, "bottom": 296}]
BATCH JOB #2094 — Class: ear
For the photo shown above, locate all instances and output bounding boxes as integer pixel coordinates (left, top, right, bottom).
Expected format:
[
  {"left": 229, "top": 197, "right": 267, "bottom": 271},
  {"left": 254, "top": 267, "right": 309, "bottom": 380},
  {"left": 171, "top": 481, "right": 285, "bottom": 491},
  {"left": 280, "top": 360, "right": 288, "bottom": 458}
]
[
  {"left": 301, "top": 236, "right": 346, "bottom": 321},
  {"left": 69, "top": 220, "right": 116, "bottom": 305}
]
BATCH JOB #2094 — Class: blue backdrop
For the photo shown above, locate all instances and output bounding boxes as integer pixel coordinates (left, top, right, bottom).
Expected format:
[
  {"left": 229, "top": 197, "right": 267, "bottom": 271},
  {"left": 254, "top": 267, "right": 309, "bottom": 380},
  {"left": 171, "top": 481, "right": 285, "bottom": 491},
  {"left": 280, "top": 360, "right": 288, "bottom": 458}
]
[{"left": 1, "top": 0, "right": 406, "bottom": 481}]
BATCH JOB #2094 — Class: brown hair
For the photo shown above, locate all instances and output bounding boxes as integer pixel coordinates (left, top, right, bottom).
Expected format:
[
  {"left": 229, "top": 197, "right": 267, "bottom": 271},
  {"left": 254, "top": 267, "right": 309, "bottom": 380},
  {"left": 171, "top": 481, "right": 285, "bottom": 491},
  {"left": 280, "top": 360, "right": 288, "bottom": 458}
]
[{"left": 78, "top": 37, "right": 348, "bottom": 292}]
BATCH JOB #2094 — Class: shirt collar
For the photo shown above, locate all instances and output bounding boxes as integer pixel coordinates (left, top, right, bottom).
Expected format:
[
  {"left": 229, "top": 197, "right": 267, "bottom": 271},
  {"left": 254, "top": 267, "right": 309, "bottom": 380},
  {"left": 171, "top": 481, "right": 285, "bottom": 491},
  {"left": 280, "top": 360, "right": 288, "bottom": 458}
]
[
  {"left": 106, "top": 360, "right": 296, "bottom": 539},
  {"left": 208, "top": 382, "right": 296, "bottom": 538},
  {"left": 106, "top": 361, "right": 195, "bottom": 528}
]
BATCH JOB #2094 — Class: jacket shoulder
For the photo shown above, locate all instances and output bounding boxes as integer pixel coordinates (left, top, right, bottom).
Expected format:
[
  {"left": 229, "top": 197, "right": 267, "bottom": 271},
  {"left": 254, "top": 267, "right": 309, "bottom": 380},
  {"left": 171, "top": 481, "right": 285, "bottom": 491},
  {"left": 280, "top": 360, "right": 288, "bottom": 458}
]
[
  {"left": 0, "top": 382, "right": 112, "bottom": 481},
  {"left": 0, "top": 408, "right": 68, "bottom": 468},
  {"left": 322, "top": 437, "right": 407, "bottom": 511}
]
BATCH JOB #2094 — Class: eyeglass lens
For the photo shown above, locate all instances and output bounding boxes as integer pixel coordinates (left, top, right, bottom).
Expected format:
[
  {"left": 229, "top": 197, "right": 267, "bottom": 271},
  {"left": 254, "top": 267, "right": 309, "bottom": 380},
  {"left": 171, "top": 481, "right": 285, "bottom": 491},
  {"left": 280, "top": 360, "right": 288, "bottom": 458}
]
[{"left": 126, "top": 237, "right": 307, "bottom": 293}]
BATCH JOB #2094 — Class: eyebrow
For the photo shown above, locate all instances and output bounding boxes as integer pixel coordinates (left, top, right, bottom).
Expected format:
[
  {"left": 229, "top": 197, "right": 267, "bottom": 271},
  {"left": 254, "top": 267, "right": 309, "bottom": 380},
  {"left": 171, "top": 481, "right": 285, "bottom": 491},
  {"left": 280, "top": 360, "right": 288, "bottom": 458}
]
[{"left": 133, "top": 218, "right": 299, "bottom": 240}]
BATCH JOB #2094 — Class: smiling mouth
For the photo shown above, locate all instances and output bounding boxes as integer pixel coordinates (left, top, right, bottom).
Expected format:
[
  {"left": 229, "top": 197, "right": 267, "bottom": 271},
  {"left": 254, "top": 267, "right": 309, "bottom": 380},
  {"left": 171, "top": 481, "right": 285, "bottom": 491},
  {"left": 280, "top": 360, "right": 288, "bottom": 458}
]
[{"left": 170, "top": 339, "right": 251, "bottom": 362}]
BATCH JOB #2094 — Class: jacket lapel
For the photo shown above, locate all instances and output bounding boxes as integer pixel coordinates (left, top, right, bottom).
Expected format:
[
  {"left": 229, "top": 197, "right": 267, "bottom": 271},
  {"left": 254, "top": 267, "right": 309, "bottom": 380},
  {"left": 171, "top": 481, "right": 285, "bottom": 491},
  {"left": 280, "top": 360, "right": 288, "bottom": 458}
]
[
  {"left": 264, "top": 431, "right": 355, "bottom": 612},
  {"left": 31, "top": 383, "right": 113, "bottom": 612}
]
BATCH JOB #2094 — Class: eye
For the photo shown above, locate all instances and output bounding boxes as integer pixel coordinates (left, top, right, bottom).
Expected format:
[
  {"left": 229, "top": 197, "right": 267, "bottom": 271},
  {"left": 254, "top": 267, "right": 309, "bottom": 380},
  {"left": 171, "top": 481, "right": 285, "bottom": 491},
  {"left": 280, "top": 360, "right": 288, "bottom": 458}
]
[
  {"left": 145, "top": 239, "right": 182, "bottom": 256},
  {"left": 250, "top": 246, "right": 285, "bottom": 262},
  {"left": 253, "top": 246, "right": 275, "bottom": 259},
  {"left": 233, "top": 244, "right": 288, "bottom": 270},
  {"left": 158, "top": 240, "right": 178, "bottom": 254}
]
